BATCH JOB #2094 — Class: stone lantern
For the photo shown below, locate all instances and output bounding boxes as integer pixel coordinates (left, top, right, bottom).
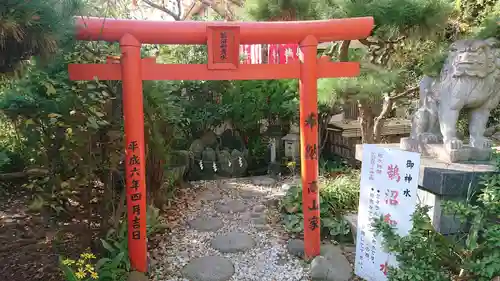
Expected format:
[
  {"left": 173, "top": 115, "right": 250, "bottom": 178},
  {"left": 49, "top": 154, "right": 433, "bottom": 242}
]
[
  {"left": 265, "top": 124, "right": 283, "bottom": 163},
  {"left": 282, "top": 133, "right": 300, "bottom": 160}
]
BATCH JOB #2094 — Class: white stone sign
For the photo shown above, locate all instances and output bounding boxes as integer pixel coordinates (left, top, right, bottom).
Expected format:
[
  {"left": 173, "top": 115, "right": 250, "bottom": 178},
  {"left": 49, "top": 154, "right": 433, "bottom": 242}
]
[{"left": 355, "top": 144, "right": 421, "bottom": 280}]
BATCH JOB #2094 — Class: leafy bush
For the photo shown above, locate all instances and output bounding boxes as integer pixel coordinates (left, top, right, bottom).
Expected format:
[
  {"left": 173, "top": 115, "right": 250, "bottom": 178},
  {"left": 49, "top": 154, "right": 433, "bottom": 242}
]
[
  {"left": 320, "top": 172, "right": 360, "bottom": 213},
  {"left": 60, "top": 205, "right": 165, "bottom": 281},
  {"left": 0, "top": 148, "right": 25, "bottom": 173},
  {"left": 281, "top": 171, "right": 360, "bottom": 238},
  {"left": 373, "top": 151, "right": 500, "bottom": 281},
  {"left": 319, "top": 158, "right": 349, "bottom": 178}
]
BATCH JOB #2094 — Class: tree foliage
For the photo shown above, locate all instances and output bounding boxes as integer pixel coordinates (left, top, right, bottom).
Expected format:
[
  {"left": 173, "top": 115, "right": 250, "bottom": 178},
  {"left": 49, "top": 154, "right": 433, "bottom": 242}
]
[
  {"left": 0, "top": 42, "right": 123, "bottom": 209},
  {"left": 157, "top": 42, "right": 299, "bottom": 167},
  {"left": 245, "top": 0, "right": 323, "bottom": 20},
  {"left": 0, "top": 0, "right": 83, "bottom": 74}
]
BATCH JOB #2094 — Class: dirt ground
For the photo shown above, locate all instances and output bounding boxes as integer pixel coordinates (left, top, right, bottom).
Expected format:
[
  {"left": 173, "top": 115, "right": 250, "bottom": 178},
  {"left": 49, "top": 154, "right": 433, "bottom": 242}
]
[
  {"left": 0, "top": 191, "right": 89, "bottom": 281},
  {"left": 0, "top": 182, "right": 196, "bottom": 281}
]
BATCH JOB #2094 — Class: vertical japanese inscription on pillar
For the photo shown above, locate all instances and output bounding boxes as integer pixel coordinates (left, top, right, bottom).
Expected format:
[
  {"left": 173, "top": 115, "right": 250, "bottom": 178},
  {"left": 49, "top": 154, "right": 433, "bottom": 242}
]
[
  {"left": 305, "top": 144, "right": 318, "bottom": 160},
  {"left": 207, "top": 26, "right": 240, "bottom": 70},
  {"left": 127, "top": 140, "right": 142, "bottom": 240},
  {"left": 304, "top": 112, "right": 317, "bottom": 131},
  {"left": 307, "top": 180, "right": 320, "bottom": 231}
]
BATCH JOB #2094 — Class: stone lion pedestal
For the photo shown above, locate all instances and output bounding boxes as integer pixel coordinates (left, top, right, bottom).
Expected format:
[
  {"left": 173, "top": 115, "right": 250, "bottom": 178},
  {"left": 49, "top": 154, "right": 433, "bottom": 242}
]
[
  {"left": 356, "top": 143, "right": 496, "bottom": 235},
  {"left": 400, "top": 138, "right": 492, "bottom": 163}
]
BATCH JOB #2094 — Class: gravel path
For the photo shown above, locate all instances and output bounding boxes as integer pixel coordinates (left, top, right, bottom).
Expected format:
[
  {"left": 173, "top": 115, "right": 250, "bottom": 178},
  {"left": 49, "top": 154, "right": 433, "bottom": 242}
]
[{"left": 150, "top": 177, "right": 308, "bottom": 281}]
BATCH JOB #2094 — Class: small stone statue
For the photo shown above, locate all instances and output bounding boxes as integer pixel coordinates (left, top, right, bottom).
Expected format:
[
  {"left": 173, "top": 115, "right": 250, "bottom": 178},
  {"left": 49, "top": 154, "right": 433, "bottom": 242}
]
[
  {"left": 401, "top": 38, "right": 500, "bottom": 162},
  {"left": 408, "top": 76, "right": 442, "bottom": 145}
]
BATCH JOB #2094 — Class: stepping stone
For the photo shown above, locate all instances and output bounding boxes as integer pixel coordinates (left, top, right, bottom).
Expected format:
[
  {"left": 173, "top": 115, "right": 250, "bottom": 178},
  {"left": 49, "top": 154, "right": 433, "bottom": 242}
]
[
  {"left": 127, "top": 271, "right": 147, "bottom": 281},
  {"left": 199, "top": 190, "right": 222, "bottom": 201},
  {"left": 287, "top": 239, "right": 304, "bottom": 257},
  {"left": 251, "top": 176, "right": 276, "bottom": 186},
  {"left": 252, "top": 216, "right": 267, "bottom": 225},
  {"left": 250, "top": 212, "right": 263, "bottom": 218},
  {"left": 311, "top": 244, "right": 353, "bottom": 281},
  {"left": 254, "top": 224, "right": 271, "bottom": 231},
  {"left": 253, "top": 204, "right": 266, "bottom": 213},
  {"left": 263, "top": 196, "right": 281, "bottom": 207},
  {"left": 188, "top": 217, "right": 224, "bottom": 232},
  {"left": 220, "top": 183, "right": 237, "bottom": 190},
  {"left": 211, "top": 232, "right": 255, "bottom": 253},
  {"left": 320, "top": 244, "right": 346, "bottom": 261},
  {"left": 310, "top": 255, "right": 352, "bottom": 281},
  {"left": 215, "top": 200, "right": 246, "bottom": 213},
  {"left": 239, "top": 190, "right": 263, "bottom": 199},
  {"left": 182, "top": 256, "right": 234, "bottom": 281}
]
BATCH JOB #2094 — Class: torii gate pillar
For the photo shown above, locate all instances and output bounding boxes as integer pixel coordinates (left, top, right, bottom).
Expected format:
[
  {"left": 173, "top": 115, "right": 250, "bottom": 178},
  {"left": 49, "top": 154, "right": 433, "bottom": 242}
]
[
  {"left": 68, "top": 17, "right": 374, "bottom": 272},
  {"left": 299, "top": 35, "right": 321, "bottom": 255},
  {"left": 119, "top": 34, "right": 148, "bottom": 272}
]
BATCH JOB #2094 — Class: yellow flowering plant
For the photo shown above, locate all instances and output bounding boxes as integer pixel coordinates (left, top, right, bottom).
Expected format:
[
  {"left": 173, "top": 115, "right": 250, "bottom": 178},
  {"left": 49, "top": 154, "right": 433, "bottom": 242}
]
[
  {"left": 60, "top": 205, "right": 164, "bottom": 281},
  {"left": 60, "top": 251, "right": 99, "bottom": 281},
  {"left": 60, "top": 248, "right": 129, "bottom": 281},
  {"left": 286, "top": 160, "right": 297, "bottom": 176}
]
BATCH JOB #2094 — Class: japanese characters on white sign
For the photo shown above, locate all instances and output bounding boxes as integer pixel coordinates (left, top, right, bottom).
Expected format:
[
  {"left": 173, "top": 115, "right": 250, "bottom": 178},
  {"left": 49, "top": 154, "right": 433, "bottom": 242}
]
[{"left": 355, "top": 144, "right": 421, "bottom": 281}]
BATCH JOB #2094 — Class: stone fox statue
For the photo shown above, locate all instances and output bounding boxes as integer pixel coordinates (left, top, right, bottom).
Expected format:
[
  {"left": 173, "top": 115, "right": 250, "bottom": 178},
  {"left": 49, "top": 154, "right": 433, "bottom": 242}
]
[{"left": 411, "top": 38, "right": 500, "bottom": 151}]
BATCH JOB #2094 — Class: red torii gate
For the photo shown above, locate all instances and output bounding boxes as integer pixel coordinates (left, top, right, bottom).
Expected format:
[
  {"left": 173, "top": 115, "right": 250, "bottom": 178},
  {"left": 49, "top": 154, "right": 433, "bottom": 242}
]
[{"left": 68, "top": 17, "right": 373, "bottom": 273}]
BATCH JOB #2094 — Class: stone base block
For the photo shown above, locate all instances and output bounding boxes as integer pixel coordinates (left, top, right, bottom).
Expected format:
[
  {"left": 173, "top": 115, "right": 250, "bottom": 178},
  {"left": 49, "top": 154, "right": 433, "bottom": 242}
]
[
  {"left": 400, "top": 137, "right": 492, "bottom": 163},
  {"left": 417, "top": 188, "right": 464, "bottom": 235}
]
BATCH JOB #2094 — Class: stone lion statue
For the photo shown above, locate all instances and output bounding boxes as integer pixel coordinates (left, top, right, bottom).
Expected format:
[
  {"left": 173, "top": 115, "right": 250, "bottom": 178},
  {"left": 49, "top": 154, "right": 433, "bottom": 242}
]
[{"left": 405, "top": 38, "right": 500, "bottom": 154}]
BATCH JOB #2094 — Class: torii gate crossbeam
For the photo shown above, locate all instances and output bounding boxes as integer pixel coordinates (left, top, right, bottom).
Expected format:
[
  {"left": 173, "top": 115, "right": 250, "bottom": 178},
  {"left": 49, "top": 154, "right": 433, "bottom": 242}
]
[{"left": 68, "top": 16, "right": 374, "bottom": 273}]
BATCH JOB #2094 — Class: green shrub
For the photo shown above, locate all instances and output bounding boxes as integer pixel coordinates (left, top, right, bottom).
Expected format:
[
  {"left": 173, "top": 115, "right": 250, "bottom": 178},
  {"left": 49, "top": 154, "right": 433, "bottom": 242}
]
[
  {"left": 320, "top": 172, "right": 360, "bottom": 212},
  {"left": 0, "top": 148, "right": 25, "bottom": 173},
  {"left": 281, "top": 171, "right": 360, "bottom": 238},
  {"left": 319, "top": 158, "right": 349, "bottom": 177},
  {"left": 60, "top": 205, "right": 166, "bottom": 281}
]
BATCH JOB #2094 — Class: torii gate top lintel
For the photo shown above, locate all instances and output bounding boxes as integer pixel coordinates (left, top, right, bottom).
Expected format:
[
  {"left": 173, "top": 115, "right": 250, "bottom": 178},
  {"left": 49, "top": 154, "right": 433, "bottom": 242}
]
[{"left": 76, "top": 16, "right": 374, "bottom": 44}]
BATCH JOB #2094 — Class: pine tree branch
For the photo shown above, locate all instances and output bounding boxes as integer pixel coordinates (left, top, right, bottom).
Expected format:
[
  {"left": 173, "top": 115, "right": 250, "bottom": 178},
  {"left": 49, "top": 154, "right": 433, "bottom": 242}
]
[
  {"left": 373, "top": 94, "right": 392, "bottom": 142},
  {"left": 373, "top": 86, "right": 418, "bottom": 142},
  {"left": 0, "top": 168, "right": 49, "bottom": 180},
  {"left": 182, "top": 2, "right": 199, "bottom": 20},
  {"left": 182, "top": 0, "right": 235, "bottom": 20},
  {"left": 142, "top": 0, "right": 181, "bottom": 21},
  {"left": 228, "top": 0, "right": 243, "bottom": 7},
  {"left": 339, "top": 40, "right": 351, "bottom": 62},
  {"left": 389, "top": 86, "right": 418, "bottom": 101},
  {"left": 198, "top": 0, "right": 234, "bottom": 20},
  {"left": 176, "top": 0, "right": 182, "bottom": 19},
  {"left": 359, "top": 37, "right": 383, "bottom": 48},
  {"left": 199, "top": 0, "right": 225, "bottom": 18}
]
